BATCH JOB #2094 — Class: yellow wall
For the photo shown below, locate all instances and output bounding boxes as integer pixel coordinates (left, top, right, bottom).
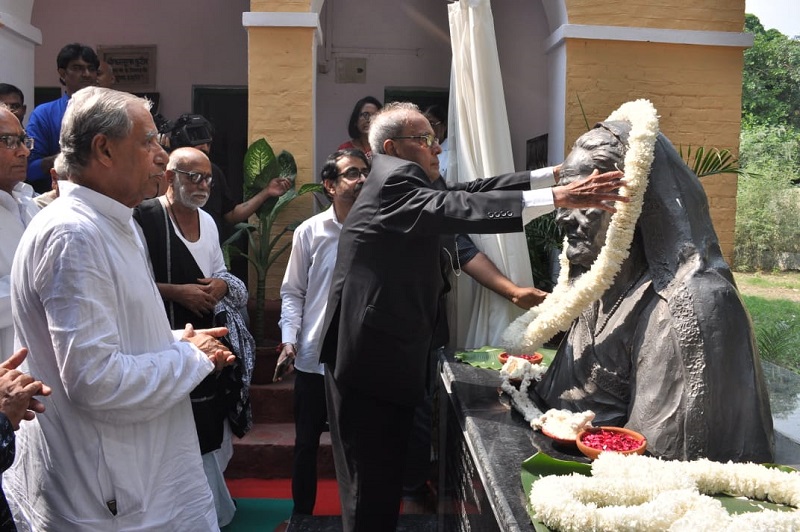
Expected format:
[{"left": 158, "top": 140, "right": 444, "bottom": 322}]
[
  {"left": 247, "top": 2, "right": 317, "bottom": 297},
  {"left": 565, "top": 0, "right": 745, "bottom": 32},
  {"left": 563, "top": 38, "right": 746, "bottom": 260},
  {"left": 251, "top": 0, "right": 311, "bottom": 12}
]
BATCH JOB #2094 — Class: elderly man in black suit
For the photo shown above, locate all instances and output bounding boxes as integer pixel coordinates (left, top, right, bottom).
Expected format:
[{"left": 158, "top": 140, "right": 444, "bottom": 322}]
[{"left": 319, "top": 101, "right": 625, "bottom": 531}]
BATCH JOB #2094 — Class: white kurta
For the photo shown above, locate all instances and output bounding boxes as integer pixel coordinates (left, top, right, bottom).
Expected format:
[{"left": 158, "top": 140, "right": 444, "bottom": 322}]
[
  {"left": 6, "top": 181, "right": 218, "bottom": 531},
  {"left": 0, "top": 181, "right": 38, "bottom": 363}
]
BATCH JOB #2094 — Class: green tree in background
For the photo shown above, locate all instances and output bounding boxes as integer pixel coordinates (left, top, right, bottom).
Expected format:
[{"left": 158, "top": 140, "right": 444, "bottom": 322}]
[
  {"left": 742, "top": 14, "right": 800, "bottom": 129},
  {"left": 735, "top": 15, "right": 800, "bottom": 271}
]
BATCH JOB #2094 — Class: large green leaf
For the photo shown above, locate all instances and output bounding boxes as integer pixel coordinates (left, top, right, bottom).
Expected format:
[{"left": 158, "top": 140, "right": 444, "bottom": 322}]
[
  {"left": 243, "top": 138, "right": 280, "bottom": 200},
  {"left": 522, "top": 452, "right": 591, "bottom": 532},
  {"left": 277, "top": 150, "right": 298, "bottom": 182}
]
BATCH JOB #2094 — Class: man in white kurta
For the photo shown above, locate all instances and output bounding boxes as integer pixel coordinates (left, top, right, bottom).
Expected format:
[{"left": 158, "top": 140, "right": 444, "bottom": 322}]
[
  {"left": 5, "top": 87, "right": 233, "bottom": 531},
  {"left": 0, "top": 107, "right": 39, "bottom": 363}
]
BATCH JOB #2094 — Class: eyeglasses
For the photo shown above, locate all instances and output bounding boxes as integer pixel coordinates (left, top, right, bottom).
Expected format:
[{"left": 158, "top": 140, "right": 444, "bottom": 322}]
[
  {"left": 3, "top": 103, "right": 24, "bottom": 112},
  {"left": 66, "top": 64, "right": 98, "bottom": 74},
  {"left": 392, "top": 134, "right": 439, "bottom": 148},
  {"left": 337, "top": 167, "right": 370, "bottom": 180},
  {"left": 358, "top": 112, "right": 375, "bottom": 121},
  {"left": 173, "top": 168, "right": 213, "bottom": 185},
  {"left": 0, "top": 134, "right": 34, "bottom": 150}
]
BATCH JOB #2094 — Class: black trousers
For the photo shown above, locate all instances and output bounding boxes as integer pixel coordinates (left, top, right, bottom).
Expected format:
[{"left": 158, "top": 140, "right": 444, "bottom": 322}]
[
  {"left": 292, "top": 370, "right": 328, "bottom": 515},
  {"left": 324, "top": 367, "right": 416, "bottom": 532}
]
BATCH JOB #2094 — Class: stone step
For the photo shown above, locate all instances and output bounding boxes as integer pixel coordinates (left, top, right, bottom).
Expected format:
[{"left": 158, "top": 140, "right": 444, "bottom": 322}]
[
  {"left": 250, "top": 374, "right": 295, "bottom": 424},
  {"left": 229, "top": 422, "right": 335, "bottom": 479}
]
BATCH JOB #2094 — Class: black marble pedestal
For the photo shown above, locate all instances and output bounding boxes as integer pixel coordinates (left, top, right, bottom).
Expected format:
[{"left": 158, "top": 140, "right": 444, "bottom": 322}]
[{"left": 437, "top": 353, "right": 588, "bottom": 532}]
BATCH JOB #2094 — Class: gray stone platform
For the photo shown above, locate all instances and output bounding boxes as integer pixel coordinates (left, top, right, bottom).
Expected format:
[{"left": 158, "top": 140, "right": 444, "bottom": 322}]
[{"left": 762, "top": 361, "right": 800, "bottom": 467}]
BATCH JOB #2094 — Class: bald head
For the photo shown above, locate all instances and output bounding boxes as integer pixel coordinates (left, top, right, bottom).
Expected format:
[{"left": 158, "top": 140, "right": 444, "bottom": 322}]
[{"left": 167, "top": 147, "right": 213, "bottom": 209}]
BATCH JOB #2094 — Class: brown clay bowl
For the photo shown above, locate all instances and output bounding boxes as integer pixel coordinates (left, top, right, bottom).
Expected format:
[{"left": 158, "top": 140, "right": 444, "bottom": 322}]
[
  {"left": 576, "top": 426, "right": 647, "bottom": 460},
  {"left": 498, "top": 352, "right": 543, "bottom": 365},
  {"left": 541, "top": 427, "right": 578, "bottom": 447}
]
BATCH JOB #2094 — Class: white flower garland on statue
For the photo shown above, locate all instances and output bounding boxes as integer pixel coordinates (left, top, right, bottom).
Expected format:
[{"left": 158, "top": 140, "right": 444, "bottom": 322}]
[
  {"left": 501, "top": 99, "right": 659, "bottom": 353},
  {"left": 530, "top": 453, "right": 800, "bottom": 531}
]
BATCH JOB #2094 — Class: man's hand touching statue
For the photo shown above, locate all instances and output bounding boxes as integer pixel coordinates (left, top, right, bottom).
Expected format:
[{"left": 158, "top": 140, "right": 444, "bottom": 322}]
[{"left": 552, "top": 169, "right": 627, "bottom": 213}]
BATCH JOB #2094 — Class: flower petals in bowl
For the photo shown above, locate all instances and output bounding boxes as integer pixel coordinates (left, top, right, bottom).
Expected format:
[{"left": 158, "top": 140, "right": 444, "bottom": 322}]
[
  {"left": 576, "top": 426, "right": 647, "bottom": 460},
  {"left": 498, "top": 352, "right": 543, "bottom": 365}
]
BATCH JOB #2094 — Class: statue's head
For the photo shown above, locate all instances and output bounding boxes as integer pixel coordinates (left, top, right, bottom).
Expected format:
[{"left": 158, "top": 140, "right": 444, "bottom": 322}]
[{"left": 556, "top": 122, "right": 630, "bottom": 272}]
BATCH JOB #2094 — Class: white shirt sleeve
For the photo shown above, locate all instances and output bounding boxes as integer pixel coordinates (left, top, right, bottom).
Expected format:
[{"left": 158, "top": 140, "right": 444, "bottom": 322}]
[
  {"left": 279, "top": 226, "right": 310, "bottom": 345},
  {"left": 521, "top": 166, "right": 557, "bottom": 226}
]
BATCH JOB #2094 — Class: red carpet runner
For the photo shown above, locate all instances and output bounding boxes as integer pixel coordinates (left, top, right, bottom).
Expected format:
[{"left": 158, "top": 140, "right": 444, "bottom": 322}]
[{"left": 225, "top": 478, "right": 342, "bottom": 516}]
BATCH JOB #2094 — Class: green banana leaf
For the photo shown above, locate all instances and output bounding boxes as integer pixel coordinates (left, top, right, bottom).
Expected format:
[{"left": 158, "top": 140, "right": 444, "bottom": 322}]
[
  {"left": 521, "top": 452, "right": 797, "bottom": 531},
  {"left": 454, "top": 347, "right": 556, "bottom": 370},
  {"left": 453, "top": 346, "right": 506, "bottom": 369}
]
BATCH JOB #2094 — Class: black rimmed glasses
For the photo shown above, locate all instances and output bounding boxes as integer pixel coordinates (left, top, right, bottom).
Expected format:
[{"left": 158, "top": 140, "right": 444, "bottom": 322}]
[
  {"left": 173, "top": 168, "right": 213, "bottom": 186},
  {"left": 0, "top": 134, "right": 34, "bottom": 150},
  {"left": 337, "top": 167, "right": 370, "bottom": 180},
  {"left": 392, "top": 133, "right": 439, "bottom": 148},
  {"left": 358, "top": 112, "right": 375, "bottom": 121}
]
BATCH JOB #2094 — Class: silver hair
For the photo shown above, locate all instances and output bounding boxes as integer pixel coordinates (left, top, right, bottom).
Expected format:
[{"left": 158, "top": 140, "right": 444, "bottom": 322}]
[
  {"left": 368, "top": 101, "right": 421, "bottom": 155},
  {"left": 52, "top": 153, "right": 68, "bottom": 179},
  {"left": 60, "top": 87, "right": 152, "bottom": 177}
]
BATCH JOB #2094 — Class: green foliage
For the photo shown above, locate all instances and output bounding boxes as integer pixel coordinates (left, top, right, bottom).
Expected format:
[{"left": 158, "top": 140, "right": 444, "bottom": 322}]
[
  {"left": 679, "top": 146, "right": 751, "bottom": 179},
  {"left": 738, "top": 125, "right": 800, "bottom": 183},
  {"left": 742, "top": 14, "right": 800, "bottom": 129},
  {"left": 225, "top": 138, "right": 324, "bottom": 345},
  {"left": 525, "top": 213, "right": 562, "bottom": 291},
  {"left": 741, "top": 295, "right": 800, "bottom": 372},
  {"left": 734, "top": 125, "right": 800, "bottom": 271}
]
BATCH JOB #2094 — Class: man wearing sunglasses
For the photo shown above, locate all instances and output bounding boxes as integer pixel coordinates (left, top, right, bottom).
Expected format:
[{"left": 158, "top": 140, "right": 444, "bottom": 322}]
[
  {"left": 0, "top": 106, "right": 39, "bottom": 363},
  {"left": 133, "top": 147, "right": 253, "bottom": 526},
  {"left": 319, "top": 102, "right": 627, "bottom": 531}
]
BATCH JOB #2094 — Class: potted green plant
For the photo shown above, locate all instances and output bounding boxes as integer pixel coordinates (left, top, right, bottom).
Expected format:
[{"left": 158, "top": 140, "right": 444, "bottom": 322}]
[{"left": 224, "top": 138, "right": 324, "bottom": 346}]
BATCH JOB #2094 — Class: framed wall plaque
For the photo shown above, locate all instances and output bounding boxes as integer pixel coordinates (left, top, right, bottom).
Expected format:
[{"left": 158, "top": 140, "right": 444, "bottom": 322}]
[{"left": 96, "top": 45, "right": 157, "bottom": 92}]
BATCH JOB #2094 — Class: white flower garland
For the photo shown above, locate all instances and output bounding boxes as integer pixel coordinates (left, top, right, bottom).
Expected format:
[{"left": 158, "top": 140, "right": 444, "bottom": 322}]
[
  {"left": 530, "top": 453, "right": 800, "bottom": 531},
  {"left": 499, "top": 358, "right": 547, "bottom": 425},
  {"left": 501, "top": 99, "right": 659, "bottom": 353}
]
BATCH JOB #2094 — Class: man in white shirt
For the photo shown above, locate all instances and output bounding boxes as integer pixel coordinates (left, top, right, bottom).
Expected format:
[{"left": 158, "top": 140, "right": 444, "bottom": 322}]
[
  {"left": 277, "top": 148, "right": 369, "bottom": 516},
  {"left": 0, "top": 106, "right": 38, "bottom": 363},
  {"left": 6, "top": 87, "right": 234, "bottom": 531}
]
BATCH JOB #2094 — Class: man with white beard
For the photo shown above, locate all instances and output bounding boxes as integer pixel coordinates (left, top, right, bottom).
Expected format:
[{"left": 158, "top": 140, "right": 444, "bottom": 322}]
[{"left": 133, "top": 146, "right": 249, "bottom": 527}]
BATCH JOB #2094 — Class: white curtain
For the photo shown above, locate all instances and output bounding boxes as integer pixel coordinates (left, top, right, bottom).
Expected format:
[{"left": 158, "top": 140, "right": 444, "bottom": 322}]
[{"left": 447, "top": 0, "right": 534, "bottom": 348}]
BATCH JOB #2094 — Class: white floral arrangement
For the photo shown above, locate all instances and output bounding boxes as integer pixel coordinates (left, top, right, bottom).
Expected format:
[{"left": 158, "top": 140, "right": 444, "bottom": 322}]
[
  {"left": 499, "top": 357, "right": 547, "bottom": 424},
  {"left": 530, "top": 453, "right": 800, "bottom": 531},
  {"left": 530, "top": 409, "right": 595, "bottom": 440},
  {"left": 501, "top": 99, "right": 659, "bottom": 353}
]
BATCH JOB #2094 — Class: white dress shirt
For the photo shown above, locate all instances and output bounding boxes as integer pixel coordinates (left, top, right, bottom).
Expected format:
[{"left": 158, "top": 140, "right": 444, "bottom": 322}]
[
  {"left": 6, "top": 181, "right": 217, "bottom": 531},
  {"left": 0, "top": 181, "right": 38, "bottom": 362},
  {"left": 280, "top": 206, "right": 343, "bottom": 375}
]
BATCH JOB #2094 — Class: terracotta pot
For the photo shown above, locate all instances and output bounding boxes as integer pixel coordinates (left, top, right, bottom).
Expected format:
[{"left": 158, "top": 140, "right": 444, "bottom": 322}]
[{"left": 576, "top": 426, "right": 647, "bottom": 460}]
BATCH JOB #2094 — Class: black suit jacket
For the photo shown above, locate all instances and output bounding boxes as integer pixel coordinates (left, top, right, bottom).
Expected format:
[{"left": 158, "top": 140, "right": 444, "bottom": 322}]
[{"left": 320, "top": 154, "right": 534, "bottom": 406}]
